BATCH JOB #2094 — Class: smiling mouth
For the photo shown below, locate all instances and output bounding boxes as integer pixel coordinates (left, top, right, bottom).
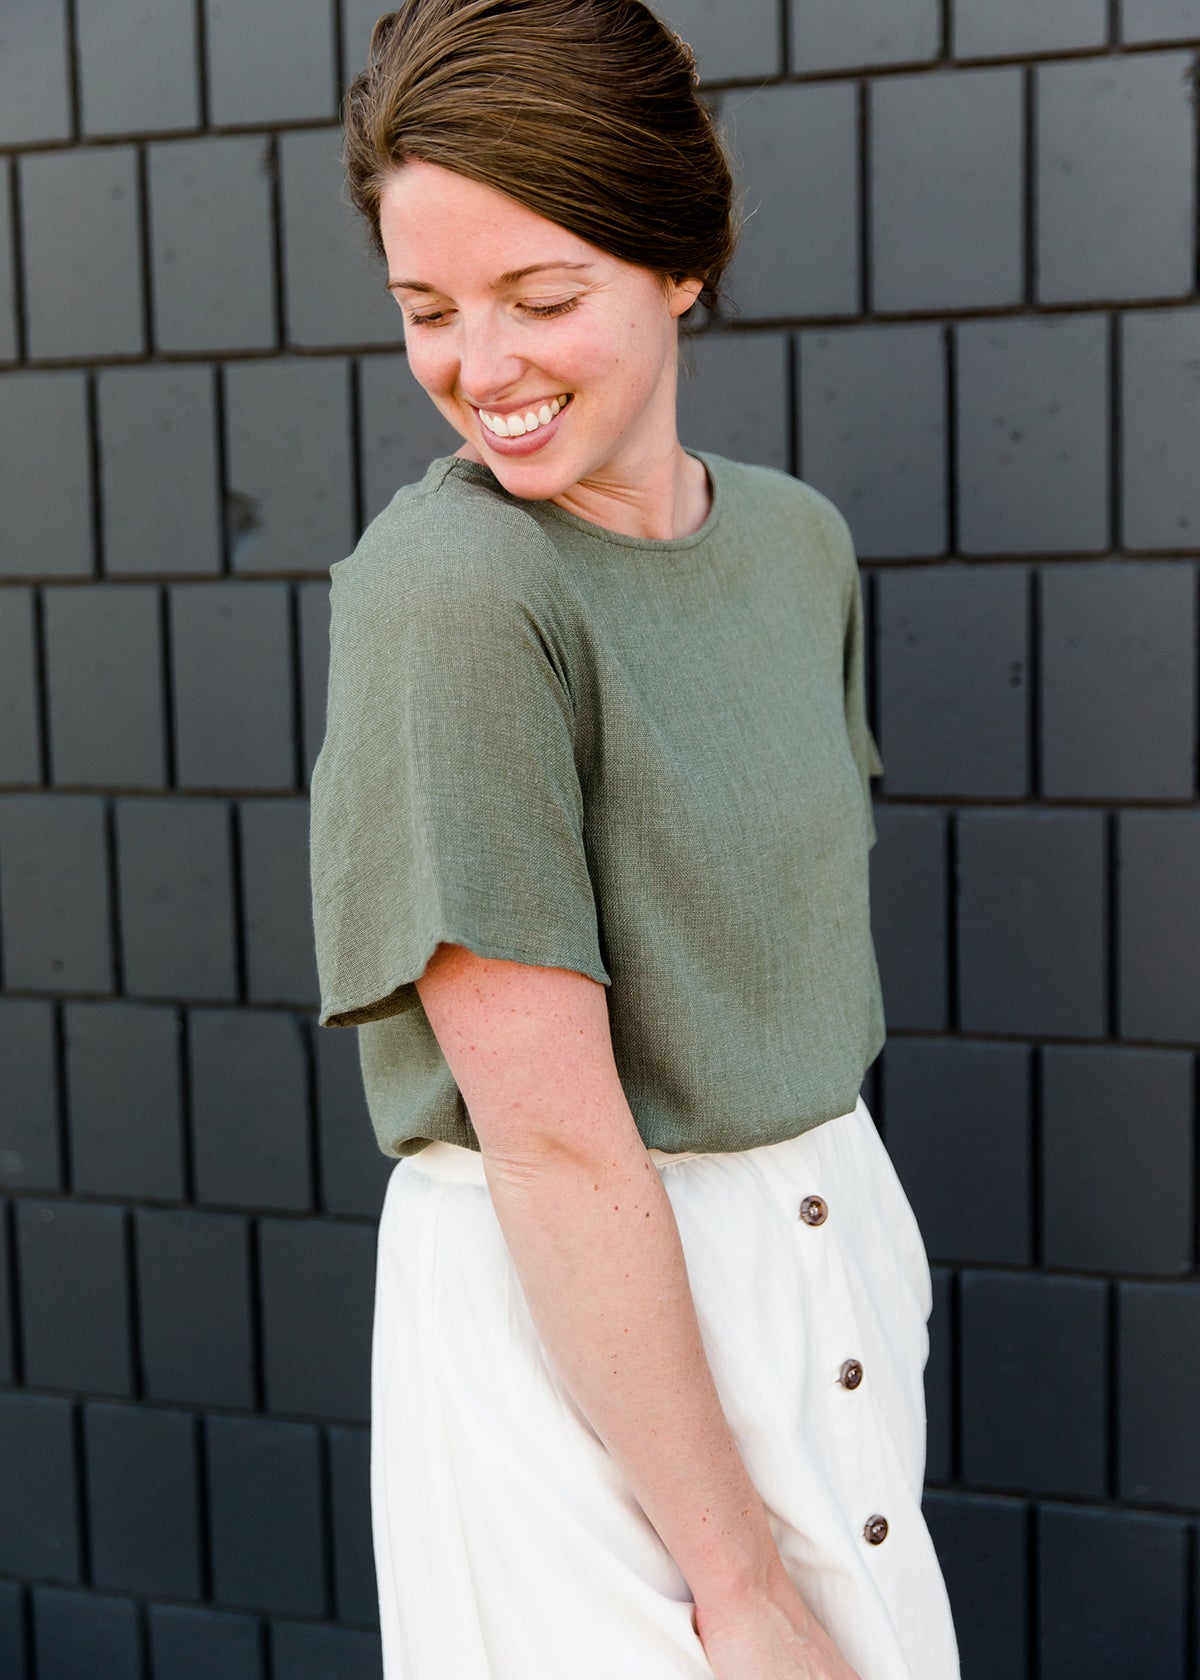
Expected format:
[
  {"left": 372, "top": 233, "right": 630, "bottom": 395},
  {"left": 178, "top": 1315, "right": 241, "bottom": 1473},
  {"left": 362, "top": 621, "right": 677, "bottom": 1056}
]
[{"left": 477, "top": 393, "right": 573, "bottom": 438}]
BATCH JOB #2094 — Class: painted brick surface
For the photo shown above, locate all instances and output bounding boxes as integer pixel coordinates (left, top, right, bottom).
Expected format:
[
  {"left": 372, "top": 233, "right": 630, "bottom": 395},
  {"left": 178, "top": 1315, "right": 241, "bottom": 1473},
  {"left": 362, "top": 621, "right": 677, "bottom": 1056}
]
[
  {"left": 954, "top": 0, "right": 1109, "bottom": 57},
  {"left": 76, "top": 0, "right": 200, "bottom": 136},
  {"left": 17, "top": 1199, "right": 133, "bottom": 1395},
  {"left": 135, "top": 1207, "right": 256, "bottom": 1408},
  {"left": 677, "top": 331, "right": 789, "bottom": 471},
  {"left": 358, "top": 352, "right": 459, "bottom": 520},
  {"left": 0, "top": 1000, "right": 61, "bottom": 1192},
  {"left": 205, "top": 0, "right": 336, "bottom": 127},
  {"left": 64, "top": 1002, "right": 185, "bottom": 1201},
  {"left": 877, "top": 564, "right": 1029, "bottom": 796},
  {"left": 798, "top": 323, "right": 947, "bottom": 560},
  {"left": 0, "top": 4, "right": 71, "bottom": 146},
  {"left": 1118, "top": 811, "right": 1200, "bottom": 1043},
  {"left": 206, "top": 1415, "right": 325, "bottom": 1616},
  {"left": 0, "top": 794, "right": 112, "bottom": 993},
  {"left": 871, "top": 67, "right": 1024, "bottom": 312},
  {"left": 1037, "top": 53, "right": 1196, "bottom": 303},
  {"left": 1118, "top": 1283, "right": 1200, "bottom": 1508},
  {"left": 1122, "top": 306, "right": 1200, "bottom": 550},
  {"left": 239, "top": 799, "right": 320, "bottom": 1005},
  {"left": 188, "top": 1010, "right": 312, "bottom": 1211},
  {"left": 0, "top": 1394, "right": 80, "bottom": 1580},
  {"left": 84, "top": 1402, "right": 202, "bottom": 1598},
  {"left": 0, "top": 586, "right": 40, "bottom": 784},
  {"left": 98, "top": 365, "right": 223, "bottom": 576},
  {"left": 43, "top": 584, "right": 167, "bottom": 786},
  {"left": 791, "top": 0, "right": 941, "bottom": 71},
  {"left": 20, "top": 147, "right": 144, "bottom": 361},
  {"left": 147, "top": 1606, "right": 263, "bottom": 1680},
  {"left": 170, "top": 582, "right": 294, "bottom": 789},
  {"left": 115, "top": 797, "right": 237, "bottom": 1001},
  {"left": 869, "top": 805, "right": 949, "bottom": 1033},
  {"left": 0, "top": 165, "right": 17, "bottom": 364},
  {"left": 0, "top": 373, "right": 93, "bottom": 577},
  {"left": 654, "top": 0, "right": 782, "bottom": 81},
  {"left": 259, "top": 1217, "right": 375, "bottom": 1420},
  {"left": 923, "top": 1492, "right": 1029, "bottom": 1680},
  {"left": 1121, "top": 0, "right": 1200, "bottom": 41},
  {"left": 31, "top": 1586, "right": 141, "bottom": 1680}
]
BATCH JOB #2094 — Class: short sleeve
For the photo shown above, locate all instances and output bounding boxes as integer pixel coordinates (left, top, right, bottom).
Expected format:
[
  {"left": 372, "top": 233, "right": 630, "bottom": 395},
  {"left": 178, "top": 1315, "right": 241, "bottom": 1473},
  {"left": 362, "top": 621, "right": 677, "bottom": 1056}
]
[
  {"left": 841, "top": 530, "right": 884, "bottom": 849},
  {"left": 308, "top": 502, "right": 611, "bottom": 1028}
]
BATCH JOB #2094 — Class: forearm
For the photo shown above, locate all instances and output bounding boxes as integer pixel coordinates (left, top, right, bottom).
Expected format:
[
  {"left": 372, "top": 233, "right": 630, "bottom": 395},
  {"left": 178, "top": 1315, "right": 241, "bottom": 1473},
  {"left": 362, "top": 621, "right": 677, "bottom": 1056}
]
[{"left": 481, "top": 1125, "right": 781, "bottom": 1610}]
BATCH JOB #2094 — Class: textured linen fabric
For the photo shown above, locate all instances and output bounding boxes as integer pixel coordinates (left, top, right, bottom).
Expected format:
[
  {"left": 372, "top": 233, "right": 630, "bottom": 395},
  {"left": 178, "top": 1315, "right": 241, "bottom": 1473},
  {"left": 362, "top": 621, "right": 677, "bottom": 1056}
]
[
  {"left": 369, "top": 1094, "right": 962, "bottom": 1680},
  {"left": 308, "top": 449, "right": 887, "bottom": 1159}
]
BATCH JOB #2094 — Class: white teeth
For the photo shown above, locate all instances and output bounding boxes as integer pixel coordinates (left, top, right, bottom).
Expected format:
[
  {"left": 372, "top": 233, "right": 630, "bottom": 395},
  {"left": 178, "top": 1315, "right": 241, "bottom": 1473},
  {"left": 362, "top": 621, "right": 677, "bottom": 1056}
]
[{"left": 479, "top": 394, "right": 570, "bottom": 440}]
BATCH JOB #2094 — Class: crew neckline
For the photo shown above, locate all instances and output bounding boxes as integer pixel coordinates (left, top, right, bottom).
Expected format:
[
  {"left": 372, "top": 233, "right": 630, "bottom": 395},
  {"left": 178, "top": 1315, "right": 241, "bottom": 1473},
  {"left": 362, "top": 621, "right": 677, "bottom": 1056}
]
[{"left": 441, "top": 449, "right": 724, "bottom": 552}]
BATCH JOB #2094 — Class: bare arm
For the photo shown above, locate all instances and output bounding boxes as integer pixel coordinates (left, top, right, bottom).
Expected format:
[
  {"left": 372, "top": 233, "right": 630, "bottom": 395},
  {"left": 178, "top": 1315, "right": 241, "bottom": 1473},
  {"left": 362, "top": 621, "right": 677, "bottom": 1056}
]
[{"left": 413, "top": 940, "right": 785, "bottom": 1611}]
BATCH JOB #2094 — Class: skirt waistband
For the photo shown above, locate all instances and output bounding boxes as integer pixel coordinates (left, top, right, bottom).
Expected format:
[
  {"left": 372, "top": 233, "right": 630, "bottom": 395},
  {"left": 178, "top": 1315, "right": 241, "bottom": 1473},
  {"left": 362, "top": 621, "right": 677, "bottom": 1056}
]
[{"left": 398, "top": 1101, "right": 863, "bottom": 1186}]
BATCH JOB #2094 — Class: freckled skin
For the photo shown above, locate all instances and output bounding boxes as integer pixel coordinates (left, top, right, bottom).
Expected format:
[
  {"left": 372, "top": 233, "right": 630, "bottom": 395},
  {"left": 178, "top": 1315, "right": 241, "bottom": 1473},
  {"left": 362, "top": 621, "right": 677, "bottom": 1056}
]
[{"left": 378, "top": 160, "right": 710, "bottom": 541}]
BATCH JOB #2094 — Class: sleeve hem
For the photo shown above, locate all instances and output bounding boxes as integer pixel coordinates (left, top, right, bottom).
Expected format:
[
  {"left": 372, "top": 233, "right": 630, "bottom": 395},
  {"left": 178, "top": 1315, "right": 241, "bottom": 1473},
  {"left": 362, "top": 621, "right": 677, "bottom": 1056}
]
[{"left": 317, "top": 930, "right": 613, "bottom": 1028}]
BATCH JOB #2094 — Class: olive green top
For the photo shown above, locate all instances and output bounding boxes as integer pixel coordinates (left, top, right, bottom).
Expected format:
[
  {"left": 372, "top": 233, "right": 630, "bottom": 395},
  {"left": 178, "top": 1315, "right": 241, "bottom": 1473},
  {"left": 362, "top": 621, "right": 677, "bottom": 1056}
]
[{"left": 308, "top": 449, "right": 885, "bottom": 1158}]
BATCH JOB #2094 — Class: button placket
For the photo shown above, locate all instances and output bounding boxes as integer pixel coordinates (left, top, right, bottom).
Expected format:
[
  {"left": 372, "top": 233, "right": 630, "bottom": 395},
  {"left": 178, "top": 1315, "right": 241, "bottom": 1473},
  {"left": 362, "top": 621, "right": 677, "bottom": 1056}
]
[{"left": 796, "top": 1183, "right": 890, "bottom": 1554}]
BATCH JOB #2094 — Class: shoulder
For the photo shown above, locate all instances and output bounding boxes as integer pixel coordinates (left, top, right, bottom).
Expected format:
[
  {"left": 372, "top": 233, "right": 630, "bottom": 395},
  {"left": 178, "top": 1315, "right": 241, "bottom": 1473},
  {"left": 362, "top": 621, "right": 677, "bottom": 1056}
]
[
  {"left": 329, "top": 456, "right": 562, "bottom": 613},
  {"left": 707, "top": 453, "right": 856, "bottom": 576}
]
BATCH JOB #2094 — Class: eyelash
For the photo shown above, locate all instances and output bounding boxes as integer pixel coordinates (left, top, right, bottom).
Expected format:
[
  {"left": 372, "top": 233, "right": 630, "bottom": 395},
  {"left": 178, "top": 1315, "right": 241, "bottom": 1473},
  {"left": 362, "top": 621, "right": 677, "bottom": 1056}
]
[{"left": 406, "top": 298, "right": 580, "bottom": 328}]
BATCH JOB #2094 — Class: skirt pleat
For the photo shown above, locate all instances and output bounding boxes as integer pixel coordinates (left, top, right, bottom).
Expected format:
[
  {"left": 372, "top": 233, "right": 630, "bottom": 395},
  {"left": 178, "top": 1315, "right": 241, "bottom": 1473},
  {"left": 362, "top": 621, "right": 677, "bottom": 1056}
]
[{"left": 369, "top": 1094, "right": 962, "bottom": 1680}]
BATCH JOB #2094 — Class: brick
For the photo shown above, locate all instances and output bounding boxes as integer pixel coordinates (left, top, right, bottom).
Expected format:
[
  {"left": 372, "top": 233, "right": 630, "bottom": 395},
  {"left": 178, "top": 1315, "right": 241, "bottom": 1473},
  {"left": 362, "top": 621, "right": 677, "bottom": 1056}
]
[
  {"left": 1118, "top": 1282, "right": 1200, "bottom": 1507},
  {"left": 0, "top": 163, "right": 17, "bottom": 363},
  {"left": 84, "top": 1402, "right": 201, "bottom": 1597},
  {"left": 30, "top": 1585, "right": 140, "bottom": 1680},
  {"left": 878, "top": 564, "right": 1028, "bottom": 795},
  {"left": 882, "top": 1039, "right": 1033, "bottom": 1266},
  {"left": 1037, "top": 54, "right": 1195, "bottom": 305},
  {"left": 924, "top": 1267, "right": 954, "bottom": 1483},
  {"left": 77, "top": 0, "right": 200, "bottom": 135},
  {"left": 328, "top": 1427, "right": 375, "bottom": 1625},
  {"left": 0, "top": 1394, "right": 80, "bottom": 1581},
  {"left": 961, "top": 1270, "right": 1108, "bottom": 1496},
  {"left": 0, "top": 999, "right": 62, "bottom": 1191},
  {"left": 676, "top": 331, "right": 788, "bottom": 472},
  {"left": 0, "top": 1582, "right": 27, "bottom": 1680},
  {"left": 115, "top": 798, "right": 237, "bottom": 1001},
  {"left": 1041, "top": 561, "right": 1196, "bottom": 799},
  {"left": 340, "top": 0, "right": 386, "bottom": 86},
  {"left": 64, "top": 1001, "right": 184, "bottom": 1201},
  {"left": 0, "top": 585, "right": 41, "bottom": 783},
  {"left": 1042, "top": 1046, "right": 1192, "bottom": 1275},
  {"left": 239, "top": 799, "right": 319, "bottom": 1006},
  {"left": 223, "top": 358, "right": 355, "bottom": 573},
  {"left": 721, "top": 82, "right": 859, "bottom": 321},
  {"left": 190, "top": 1009, "right": 312, "bottom": 1210},
  {"left": 315, "top": 1025, "right": 393, "bottom": 1218},
  {"left": 1037, "top": 1504, "right": 1189, "bottom": 1677},
  {"left": 872, "top": 68, "right": 1023, "bottom": 312},
  {"left": 206, "top": 0, "right": 335, "bottom": 125},
  {"left": 147, "top": 1605, "right": 263, "bottom": 1680},
  {"left": 957, "top": 314, "right": 1110, "bottom": 555},
  {"left": 0, "top": 3, "right": 71, "bottom": 145},
  {"left": 869, "top": 806, "right": 949, "bottom": 1032},
  {"left": 653, "top": 0, "right": 782, "bottom": 81},
  {"left": 1121, "top": 306, "right": 1200, "bottom": 550},
  {"left": 280, "top": 127, "right": 399, "bottom": 350},
  {"left": 0, "top": 372, "right": 94, "bottom": 578},
  {"left": 298, "top": 579, "right": 331, "bottom": 785},
  {"left": 797, "top": 324, "right": 947, "bottom": 560},
  {"left": 957, "top": 811, "right": 1106, "bottom": 1037},
  {"left": 0, "top": 1201, "right": 11, "bottom": 1384},
  {"left": 98, "top": 365, "right": 222, "bottom": 576},
  {"left": 20, "top": 147, "right": 144, "bottom": 359},
  {"left": 260, "top": 1217, "right": 374, "bottom": 1420},
  {"left": 43, "top": 584, "right": 166, "bottom": 786},
  {"left": 17, "top": 1198, "right": 133, "bottom": 1395},
  {"left": 147, "top": 136, "right": 276, "bottom": 354},
  {"left": 791, "top": 0, "right": 940, "bottom": 71},
  {"left": 1117, "top": 811, "right": 1200, "bottom": 1043},
  {"left": 359, "top": 351, "right": 460, "bottom": 520},
  {"left": 1121, "top": 0, "right": 1200, "bottom": 42},
  {"left": 135, "top": 1206, "right": 255, "bottom": 1408},
  {"left": 271, "top": 1621, "right": 383, "bottom": 1680},
  {"left": 207, "top": 1415, "right": 326, "bottom": 1616},
  {"left": 0, "top": 794, "right": 113, "bottom": 993},
  {"left": 956, "top": 0, "right": 1108, "bottom": 55},
  {"left": 922, "top": 1491, "right": 1029, "bottom": 1680},
  {"left": 171, "top": 582, "right": 295, "bottom": 789}
]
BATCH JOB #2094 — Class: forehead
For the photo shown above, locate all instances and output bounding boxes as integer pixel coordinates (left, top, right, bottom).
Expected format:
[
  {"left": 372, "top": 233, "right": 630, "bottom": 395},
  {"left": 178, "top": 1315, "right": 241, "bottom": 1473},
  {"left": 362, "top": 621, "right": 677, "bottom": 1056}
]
[{"left": 379, "top": 160, "right": 597, "bottom": 284}]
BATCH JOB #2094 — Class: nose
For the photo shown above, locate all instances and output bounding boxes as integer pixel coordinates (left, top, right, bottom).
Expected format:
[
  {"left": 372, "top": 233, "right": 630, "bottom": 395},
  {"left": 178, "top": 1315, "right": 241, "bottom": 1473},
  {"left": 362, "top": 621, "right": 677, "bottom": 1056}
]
[{"left": 453, "top": 312, "right": 525, "bottom": 408}]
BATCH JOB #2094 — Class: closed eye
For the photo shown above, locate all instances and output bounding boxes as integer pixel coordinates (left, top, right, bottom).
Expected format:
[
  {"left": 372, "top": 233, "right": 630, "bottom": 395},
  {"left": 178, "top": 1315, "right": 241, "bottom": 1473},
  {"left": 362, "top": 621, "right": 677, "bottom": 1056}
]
[{"left": 405, "top": 297, "right": 581, "bottom": 327}]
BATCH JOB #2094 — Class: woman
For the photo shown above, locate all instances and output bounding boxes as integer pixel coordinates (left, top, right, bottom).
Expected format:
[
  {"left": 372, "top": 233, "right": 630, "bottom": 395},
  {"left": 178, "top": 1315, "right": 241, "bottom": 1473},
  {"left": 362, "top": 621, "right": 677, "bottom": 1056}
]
[{"left": 308, "top": 2, "right": 961, "bottom": 1676}]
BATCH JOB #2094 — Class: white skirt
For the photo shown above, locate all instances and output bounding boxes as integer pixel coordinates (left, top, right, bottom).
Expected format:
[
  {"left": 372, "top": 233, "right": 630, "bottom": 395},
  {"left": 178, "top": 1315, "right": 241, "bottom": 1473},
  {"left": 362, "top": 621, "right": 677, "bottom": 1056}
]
[{"left": 369, "top": 1093, "right": 962, "bottom": 1680}]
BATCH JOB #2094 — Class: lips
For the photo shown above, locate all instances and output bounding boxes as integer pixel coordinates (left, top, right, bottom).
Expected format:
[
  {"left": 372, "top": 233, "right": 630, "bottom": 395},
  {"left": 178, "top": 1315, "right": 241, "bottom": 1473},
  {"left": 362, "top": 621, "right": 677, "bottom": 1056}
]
[{"left": 473, "top": 393, "right": 573, "bottom": 457}]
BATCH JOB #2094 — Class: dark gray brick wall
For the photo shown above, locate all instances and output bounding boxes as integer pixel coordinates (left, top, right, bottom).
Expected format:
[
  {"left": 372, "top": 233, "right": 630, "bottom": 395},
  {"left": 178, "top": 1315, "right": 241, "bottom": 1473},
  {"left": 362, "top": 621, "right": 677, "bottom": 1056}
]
[{"left": 1, "top": 5, "right": 1197, "bottom": 1677}]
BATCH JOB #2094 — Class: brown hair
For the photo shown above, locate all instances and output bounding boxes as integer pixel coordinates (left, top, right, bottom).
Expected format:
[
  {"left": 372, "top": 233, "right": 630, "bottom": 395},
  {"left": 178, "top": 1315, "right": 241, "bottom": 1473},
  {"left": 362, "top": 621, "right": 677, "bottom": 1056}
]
[{"left": 341, "top": 0, "right": 737, "bottom": 312}]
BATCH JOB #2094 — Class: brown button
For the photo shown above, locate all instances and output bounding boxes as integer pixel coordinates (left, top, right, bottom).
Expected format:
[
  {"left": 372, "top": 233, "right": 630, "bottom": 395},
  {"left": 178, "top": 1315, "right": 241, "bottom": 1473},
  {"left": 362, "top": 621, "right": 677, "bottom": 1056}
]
[
  {"left": 799, "top": 1195, "right": 828, "bottom": 1226},
  {"left": 863, "top": 1514, "right": 889, "bottom": 1545},
  {"left": 839, "top": 1358, "right": 863, "bottom": 1389}
]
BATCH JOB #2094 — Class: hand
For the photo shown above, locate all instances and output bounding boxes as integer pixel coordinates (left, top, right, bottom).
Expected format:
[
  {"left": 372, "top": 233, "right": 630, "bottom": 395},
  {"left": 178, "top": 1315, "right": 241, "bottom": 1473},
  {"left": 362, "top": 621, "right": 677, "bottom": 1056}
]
[{"left": 692, "top": 1558, "right": 863, "bottom": 1680}]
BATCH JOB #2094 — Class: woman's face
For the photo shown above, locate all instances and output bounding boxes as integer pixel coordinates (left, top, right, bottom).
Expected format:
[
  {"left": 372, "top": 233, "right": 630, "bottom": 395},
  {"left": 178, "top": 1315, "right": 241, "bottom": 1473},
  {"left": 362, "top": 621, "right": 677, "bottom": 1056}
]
[{"left": 378, "top": 160, "right": 702, "bottom": 504}]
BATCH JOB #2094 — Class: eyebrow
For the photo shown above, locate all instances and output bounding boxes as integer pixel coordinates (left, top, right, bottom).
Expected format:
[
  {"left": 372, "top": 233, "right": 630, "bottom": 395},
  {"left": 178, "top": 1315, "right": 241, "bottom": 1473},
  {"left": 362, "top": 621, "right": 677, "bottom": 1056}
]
[{"left": 385, "top": 260, "right": 595, "bottom": 294}]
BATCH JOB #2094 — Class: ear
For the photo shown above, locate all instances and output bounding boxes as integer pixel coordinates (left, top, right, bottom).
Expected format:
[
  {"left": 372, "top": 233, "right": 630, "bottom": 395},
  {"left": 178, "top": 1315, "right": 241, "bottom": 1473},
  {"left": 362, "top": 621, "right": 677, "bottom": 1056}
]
[{"left": 669, "top": 276, "right": 705, "bottom": 318}]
